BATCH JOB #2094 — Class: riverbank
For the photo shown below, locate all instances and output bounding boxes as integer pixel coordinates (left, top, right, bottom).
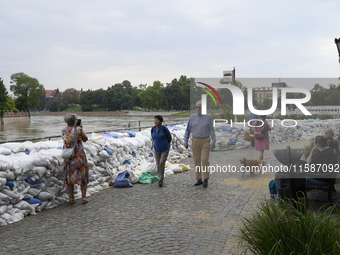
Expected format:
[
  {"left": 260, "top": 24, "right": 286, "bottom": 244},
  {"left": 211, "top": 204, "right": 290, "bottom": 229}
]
[{"left": 33, "top": 111, "right": 129, "bottom": 116}]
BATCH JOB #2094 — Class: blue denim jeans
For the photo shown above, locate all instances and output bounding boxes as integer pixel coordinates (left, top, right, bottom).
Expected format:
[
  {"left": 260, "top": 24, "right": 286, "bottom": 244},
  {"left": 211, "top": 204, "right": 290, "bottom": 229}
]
[{"left": 306, "top": 177, "right": 329, "bottom": 186}]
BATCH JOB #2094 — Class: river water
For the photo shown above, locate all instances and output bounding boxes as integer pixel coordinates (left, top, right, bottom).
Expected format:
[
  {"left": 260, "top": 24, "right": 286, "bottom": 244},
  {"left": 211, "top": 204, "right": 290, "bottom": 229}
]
[{"left": 0, "top": 114, "right": 189, "bottom": 142}]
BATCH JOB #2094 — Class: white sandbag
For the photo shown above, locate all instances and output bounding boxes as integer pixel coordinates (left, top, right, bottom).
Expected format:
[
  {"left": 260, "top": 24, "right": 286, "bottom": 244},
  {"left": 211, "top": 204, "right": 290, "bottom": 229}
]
[
  {"left": 143, "top": 161, "right": 157, "bottom": 176},
  {"left": 128, "top": 169, "right": 139, "bottom": 184},
  {"left": 30, "top": 151, "right": 51, "bottom": 168},
  {"left": 0, "top": 217, "right": 7, "bottom": 226},
  {"left": 0, "top": 192, "right": 11, "bottom": 203},
  {"left": 23, "top": 141, "right": 36, "bottom": 153},
  {"left": 0, "top": 142, "right": 25, "bottom": 153},
  {"left": 6, "top": 210, "right": 25, "bottom": 222},
  {"left": 36, "top": 201, "right": 48, "bottom": 212},
  {"left": 33, "top": 141, "right": 50, "bottom": 151},
  {"left": 91, "top": 133, "right": 107, "bottom": 146},
  {"left": 0, "top": 155, "right": 14, "bottom": 171},
  {"left": 37, "top": 191, "right": 55, "bottom": 201},
  {"left": 164, "top": 169, "right": 174, "bottom": 176},
  {"left": 99, "top": 150, "right": 110, "bottom": 159},
  {"left": 1, "top": 212, "right": 19, "bottom": 224},
  {"left": 14, "top": 153, "right": 35, "bottom": 174},
  {"left": 45, "top": 200, "right": 61, "bottom": 210},
  {"left": 28, "top": 188, "right": 41, "bottom": 197},
  {"left": 169, "top": 165, "right": 182, "bottom": 173},
  {"left": 34, "top": 166, "right": 47, "bottom": 178},
  {"left": 13, "top": 201, "right": 36, "bottom": 215},
  {"left": 0, "top": 205, "right": 7, "bottom": 215},
  {"left": 88, "top": 160, "right": 94, "bottom": 169},
  {"left": 0, "top": 146, "right": 11, "bottom": 155},
  {"left": 0, "top": 178, "right": 6, "bottom": 190},
  {"left": 46, "top": 186, "right": 60, "bottom": 196},
  {"left": 49, "top": 176, "right": 63, "bottom": 186},
  {"left": 1, "top": 188, "right": 23, "bottom": 200}
]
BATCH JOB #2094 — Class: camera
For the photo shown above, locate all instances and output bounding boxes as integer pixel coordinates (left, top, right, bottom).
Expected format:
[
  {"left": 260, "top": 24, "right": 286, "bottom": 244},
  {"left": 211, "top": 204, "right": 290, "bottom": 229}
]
[{"left": 76, "top": 119, "right": 81, "bottom": 127}]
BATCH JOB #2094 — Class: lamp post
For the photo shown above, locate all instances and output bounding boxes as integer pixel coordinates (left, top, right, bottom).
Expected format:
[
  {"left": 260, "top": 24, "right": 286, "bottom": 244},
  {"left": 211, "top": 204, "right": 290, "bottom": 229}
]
[{"left": 335, "top": 37, "right": 340, "bottom": 64}]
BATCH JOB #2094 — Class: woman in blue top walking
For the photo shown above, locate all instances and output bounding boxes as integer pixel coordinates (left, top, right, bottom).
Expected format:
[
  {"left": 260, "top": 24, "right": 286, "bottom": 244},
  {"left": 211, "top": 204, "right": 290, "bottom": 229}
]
[{"left": 151, "top": 115, "right": 172, "bottom": 187}]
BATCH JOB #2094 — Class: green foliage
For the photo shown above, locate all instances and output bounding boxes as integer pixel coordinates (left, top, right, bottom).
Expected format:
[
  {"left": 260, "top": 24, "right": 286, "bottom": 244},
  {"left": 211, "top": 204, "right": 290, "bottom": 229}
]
[
  {"left": 62, "top": 88, "right": 80, "bottom": 105},
  {"left": 63, "top": 104, "right": 82, "bottom": 112},
  {"left": 10, "top": 72, "right": 45, "bottom": 111},
  {"left": 80, "top": 89, "right": 106, "bottom": 111},
  {"left": 0, "top": 78, "right": 8, "bottom": 113},
  {"left": 5, "top": 99, "right": 19, "bottom": 113},
  {"left": 101, "top": 81, "right": 139, "bottom": 111},
  {"left": 139, "top": 80, "right": 167, "bottom": 110},
  {"left": 164, "top": 75, "right": 190, "bottom": 110},
  {"left": 45, "top": 97, "right": 61, "bottom": 112},
  {"left": 239, "top": 200, "right": 340, "bottom": 255}
]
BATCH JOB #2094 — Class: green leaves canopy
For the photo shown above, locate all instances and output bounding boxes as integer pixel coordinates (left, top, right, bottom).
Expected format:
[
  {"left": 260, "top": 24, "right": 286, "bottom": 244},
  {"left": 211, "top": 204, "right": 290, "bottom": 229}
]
[{"left": 10, "top": 72, "right": 45, "bottom": 111}]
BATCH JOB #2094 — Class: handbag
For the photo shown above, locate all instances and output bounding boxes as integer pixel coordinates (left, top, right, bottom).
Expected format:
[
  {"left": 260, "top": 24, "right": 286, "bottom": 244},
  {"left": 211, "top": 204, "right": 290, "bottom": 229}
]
[
  {"left": 244, "top": 132, "right": 254, "bottom": 141},
  {"left": 61, "top": 129, "right": 79, "bottom": 160}
]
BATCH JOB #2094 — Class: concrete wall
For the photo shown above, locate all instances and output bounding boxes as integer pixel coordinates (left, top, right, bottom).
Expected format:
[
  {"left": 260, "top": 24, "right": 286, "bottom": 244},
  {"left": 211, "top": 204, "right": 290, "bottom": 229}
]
[{"left": 0, "top": 116, "right": 30, "bottom": 125}]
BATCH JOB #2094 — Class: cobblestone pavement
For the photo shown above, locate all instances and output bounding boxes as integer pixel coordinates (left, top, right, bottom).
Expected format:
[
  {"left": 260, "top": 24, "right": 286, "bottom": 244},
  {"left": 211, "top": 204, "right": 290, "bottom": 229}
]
[{"left": 1, "top": 140, "right": 339, "bottom": 255}]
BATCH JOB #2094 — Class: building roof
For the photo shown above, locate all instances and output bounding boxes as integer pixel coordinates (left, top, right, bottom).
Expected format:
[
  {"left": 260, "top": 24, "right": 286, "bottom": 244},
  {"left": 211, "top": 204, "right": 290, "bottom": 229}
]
[{"left": 45, "top": 89, "right": 57, "bottom": 98}]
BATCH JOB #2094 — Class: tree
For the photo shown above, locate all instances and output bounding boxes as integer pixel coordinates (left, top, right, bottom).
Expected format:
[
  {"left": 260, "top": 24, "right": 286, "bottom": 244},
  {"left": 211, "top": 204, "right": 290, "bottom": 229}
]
[
  {"left": 10, "top": 72, "right": 45, "bottom": 111},
  {"left": 62, "top": 88, "right": 80, "bottom": 105},
  {"left": 139, "top": 81, "right": 167, "bottom": 110},
  {"left": 164, "top": 75, "right": 190, "bottom": 110},
  {"left": 5, "top": 99, "right": 19, "bottom": 113},
  {"left": 0, "top": 78, "right": 8, "bottom": 117}
]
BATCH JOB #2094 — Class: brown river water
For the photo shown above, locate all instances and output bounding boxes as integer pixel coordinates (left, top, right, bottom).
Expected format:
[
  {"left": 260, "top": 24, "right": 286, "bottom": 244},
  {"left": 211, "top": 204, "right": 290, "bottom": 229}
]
[{"left": 0, "top": 114, "right": 188, "bottom": 143}]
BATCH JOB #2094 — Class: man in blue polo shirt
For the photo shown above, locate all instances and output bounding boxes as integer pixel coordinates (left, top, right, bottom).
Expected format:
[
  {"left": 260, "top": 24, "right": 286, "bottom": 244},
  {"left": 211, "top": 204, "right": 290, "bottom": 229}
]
[{"left": 184, "top": 100, "right": 216, "bottom": 187}]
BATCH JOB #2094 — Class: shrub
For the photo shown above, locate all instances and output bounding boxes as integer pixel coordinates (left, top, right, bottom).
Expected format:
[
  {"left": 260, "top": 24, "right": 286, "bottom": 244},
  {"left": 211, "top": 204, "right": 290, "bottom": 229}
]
[{"left": 238, "top": 200, "right": 340, "bottom": 255}]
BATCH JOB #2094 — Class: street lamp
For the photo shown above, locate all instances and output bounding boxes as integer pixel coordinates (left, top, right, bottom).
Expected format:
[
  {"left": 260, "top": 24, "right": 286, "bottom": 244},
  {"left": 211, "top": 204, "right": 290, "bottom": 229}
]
[{"left": 335, "top": 37, "right": 340, "bottom": 64}]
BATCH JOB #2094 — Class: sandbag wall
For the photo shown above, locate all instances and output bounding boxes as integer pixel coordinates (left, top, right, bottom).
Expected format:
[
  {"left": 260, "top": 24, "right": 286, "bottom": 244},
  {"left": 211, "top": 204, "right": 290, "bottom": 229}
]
[
  {"left": 214, "top": 119, "right": 340, "bottom": 150},
  {"left": 0, "top": 124, "right": 192, "bottom": 226}
]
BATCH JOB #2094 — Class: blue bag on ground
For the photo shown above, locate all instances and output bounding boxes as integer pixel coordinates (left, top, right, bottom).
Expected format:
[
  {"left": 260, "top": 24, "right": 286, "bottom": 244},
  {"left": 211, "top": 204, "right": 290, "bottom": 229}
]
[
  {"left": 113, "top": 170, "right": 133, "bottom": 188},
  {"left": 25, "top": 178, "right": 42, "bottom": 185},
  {"left": 23, "top": 198, "right": 43, "bottom": 205},
  {"left": 269, "top": 180, "right": 277, "bottom": 195}
]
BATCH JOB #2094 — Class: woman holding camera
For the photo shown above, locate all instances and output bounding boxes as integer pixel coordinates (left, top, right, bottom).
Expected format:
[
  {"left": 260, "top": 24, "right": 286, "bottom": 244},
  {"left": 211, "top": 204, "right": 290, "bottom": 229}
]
[{"left": 62, "top": 114, "right": 89, "bottom": 204}]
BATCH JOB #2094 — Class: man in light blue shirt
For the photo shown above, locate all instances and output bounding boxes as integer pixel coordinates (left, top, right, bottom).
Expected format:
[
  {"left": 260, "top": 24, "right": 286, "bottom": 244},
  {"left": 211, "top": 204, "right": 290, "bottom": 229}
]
[{"left": 184, "top": 100, "right": 216, "bottom": 187}]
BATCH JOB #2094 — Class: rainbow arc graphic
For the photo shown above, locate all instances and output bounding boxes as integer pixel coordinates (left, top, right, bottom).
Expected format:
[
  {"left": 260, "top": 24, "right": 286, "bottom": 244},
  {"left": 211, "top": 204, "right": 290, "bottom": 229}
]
[{"left": 196, "top": 82, "right": 222, "bottom": 106}]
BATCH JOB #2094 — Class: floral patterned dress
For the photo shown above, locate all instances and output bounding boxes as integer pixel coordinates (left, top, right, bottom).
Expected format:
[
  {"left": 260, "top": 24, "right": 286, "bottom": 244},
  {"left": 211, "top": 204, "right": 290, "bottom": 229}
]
[{"left": 62, "top": 126, "right": 89, "bottom": 185}]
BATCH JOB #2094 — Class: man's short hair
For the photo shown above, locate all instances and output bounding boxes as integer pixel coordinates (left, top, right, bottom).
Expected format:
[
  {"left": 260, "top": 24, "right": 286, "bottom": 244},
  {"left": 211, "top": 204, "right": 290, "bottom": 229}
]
[{"left": 196, "top": 100, "right": 201, "bottom": 105}]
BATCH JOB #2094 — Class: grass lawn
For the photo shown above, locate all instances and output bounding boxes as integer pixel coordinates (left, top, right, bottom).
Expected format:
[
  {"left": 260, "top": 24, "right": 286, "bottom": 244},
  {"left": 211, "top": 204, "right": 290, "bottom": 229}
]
[{"left": 63, "top": 105, "right": 82, "bottom": 112}]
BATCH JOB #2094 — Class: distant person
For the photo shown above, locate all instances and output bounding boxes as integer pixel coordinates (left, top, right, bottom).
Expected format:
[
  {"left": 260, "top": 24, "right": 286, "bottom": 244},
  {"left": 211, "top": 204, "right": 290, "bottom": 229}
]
[
  {"left": 324, "top": 128, "right": 339, "bottom": 157},
  {"left": 247, "top": 111, "right": 260, "bottom": 147},
  {"left": 151, "top": 115, "right": 172, "bottom": 187},
  {"left": 62, "top": 114, "right": 89, "bottom": 204},
  {"left": 254, "top": 115, "right": 271, "bottom": 161},
  {"left": 184, "top": 100, "right": 216, "bottom": 187},
  {"left": 306, "top": 136, "right": 337, "bottom": 186}
]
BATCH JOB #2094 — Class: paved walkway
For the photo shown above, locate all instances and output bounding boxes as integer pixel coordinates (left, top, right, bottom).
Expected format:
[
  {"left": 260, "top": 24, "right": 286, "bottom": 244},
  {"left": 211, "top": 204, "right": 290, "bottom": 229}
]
[{"left": 1, "top": 140, "right": 339, "bottom": 255}]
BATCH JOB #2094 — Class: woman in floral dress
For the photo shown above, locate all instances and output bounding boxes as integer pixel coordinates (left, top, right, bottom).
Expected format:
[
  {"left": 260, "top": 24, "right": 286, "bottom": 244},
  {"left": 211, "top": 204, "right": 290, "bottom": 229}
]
[{"left": 62, "top": 114, "right": 89, "bottom": 204}]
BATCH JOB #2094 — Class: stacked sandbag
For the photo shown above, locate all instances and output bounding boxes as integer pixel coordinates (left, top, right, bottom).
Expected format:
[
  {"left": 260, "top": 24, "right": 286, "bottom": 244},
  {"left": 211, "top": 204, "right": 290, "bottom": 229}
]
[
  {"left": 213, "top": 119, "right": 340, "bottom": 150},
  {"left": 0, "top": 141, "right": 69, "bottom": 226},
  {"left": 0, "top": 124, "right": 195, "bottom": 225}
]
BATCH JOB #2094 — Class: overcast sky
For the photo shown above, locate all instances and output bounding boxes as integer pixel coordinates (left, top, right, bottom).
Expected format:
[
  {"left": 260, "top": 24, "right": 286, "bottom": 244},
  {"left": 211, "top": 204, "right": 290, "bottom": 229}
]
[{"left": 1, "top": 0, "right": 340, "bottom": 93}]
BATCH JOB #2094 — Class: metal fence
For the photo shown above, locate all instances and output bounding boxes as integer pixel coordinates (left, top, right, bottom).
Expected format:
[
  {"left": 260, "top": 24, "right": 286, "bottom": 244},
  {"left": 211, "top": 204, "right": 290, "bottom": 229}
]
[{"left": 0, "top": 122, "right": 183, "bottom": 144}]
